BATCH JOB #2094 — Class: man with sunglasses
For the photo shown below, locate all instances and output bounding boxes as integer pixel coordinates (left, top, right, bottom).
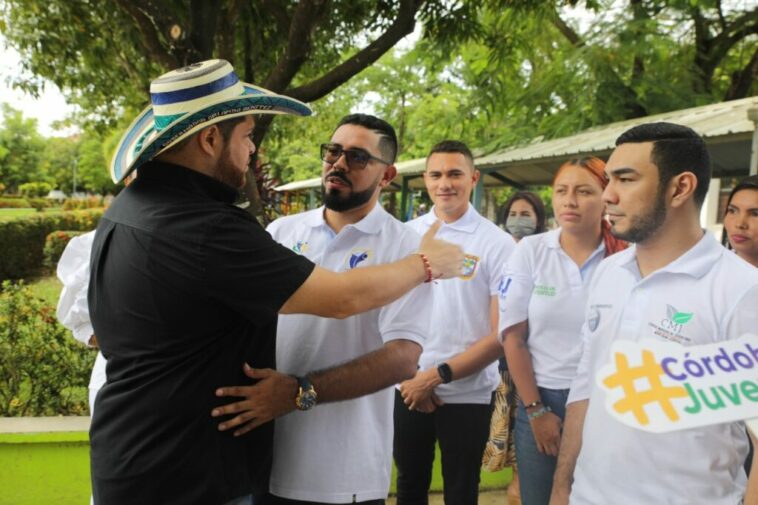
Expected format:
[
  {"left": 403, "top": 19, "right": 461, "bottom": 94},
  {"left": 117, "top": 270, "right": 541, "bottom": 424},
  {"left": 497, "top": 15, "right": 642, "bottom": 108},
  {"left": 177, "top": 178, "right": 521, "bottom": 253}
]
[{"left": 215, "top": 114, "right": 432, "bottom": 504}]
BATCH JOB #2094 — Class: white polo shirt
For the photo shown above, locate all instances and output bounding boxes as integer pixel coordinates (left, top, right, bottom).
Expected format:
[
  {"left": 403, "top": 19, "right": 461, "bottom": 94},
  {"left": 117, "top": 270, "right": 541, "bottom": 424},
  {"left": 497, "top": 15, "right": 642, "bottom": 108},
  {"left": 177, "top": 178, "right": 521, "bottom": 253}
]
[
  {"left": 498, "top": 228, "right": 606, "bottom": 390},
  {"left": 406, "top": 204, "right": 516, "bottom": 404},
  {"left": 267, "top": 204, "right": 432, "bottom": 504},
  {"left": 568, "top": 232, "right": 758, "bottom": 505}
]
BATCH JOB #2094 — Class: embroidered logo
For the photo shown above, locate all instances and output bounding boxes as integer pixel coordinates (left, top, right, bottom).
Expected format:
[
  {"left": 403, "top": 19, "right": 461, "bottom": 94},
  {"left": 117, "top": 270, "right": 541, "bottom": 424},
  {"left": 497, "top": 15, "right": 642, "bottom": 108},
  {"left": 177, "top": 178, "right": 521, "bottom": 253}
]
[
  {"left": 588, "top": 308, "right": 601, "bottom": 332},
  {"left": 292, "top": 241, "right": 309, "bottom": 254},
  {"left": 498, "top": 276, "right": 511, "bottom": 298},
  {"left": 348, "top": 249, "right": 372, "bottom": 269},
  {"left": 587, "top": 304, "right": 612, "bottom": 333},
  {"left": 459, "top": 254, "right": 480, "bottom": 280},
  {"left": 647, "top": 304, "right": 695, "bottom": 344},
  {"left": 533, "top": 284, "right": 556, "bottom": 297}
]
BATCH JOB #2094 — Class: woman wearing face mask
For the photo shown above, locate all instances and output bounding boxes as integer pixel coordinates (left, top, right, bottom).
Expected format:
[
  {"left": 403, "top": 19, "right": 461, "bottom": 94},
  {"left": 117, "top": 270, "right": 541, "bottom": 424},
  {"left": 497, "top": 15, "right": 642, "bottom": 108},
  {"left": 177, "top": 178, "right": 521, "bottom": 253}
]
[
  {"left": 502, "top": 191, "right": 547, "bottom": 241},
  {"left": 483, "top": 191, "right": 547, "bottom": 503},
  {"left": 498, "top": 157, "right": 627, "bottom": 505}
]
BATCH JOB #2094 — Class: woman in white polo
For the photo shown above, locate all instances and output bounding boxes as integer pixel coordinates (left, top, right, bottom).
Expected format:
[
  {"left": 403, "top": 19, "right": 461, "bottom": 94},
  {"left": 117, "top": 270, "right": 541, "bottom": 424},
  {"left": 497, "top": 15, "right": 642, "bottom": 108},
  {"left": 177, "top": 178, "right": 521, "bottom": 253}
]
[{"left": 498, "top": 157, "right": 626, "bottom": 505}]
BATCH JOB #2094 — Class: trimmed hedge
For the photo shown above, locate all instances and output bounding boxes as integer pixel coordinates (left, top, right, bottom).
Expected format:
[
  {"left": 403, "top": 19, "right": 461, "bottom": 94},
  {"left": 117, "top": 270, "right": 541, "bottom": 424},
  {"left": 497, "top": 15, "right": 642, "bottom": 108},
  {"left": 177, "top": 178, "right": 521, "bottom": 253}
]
[
  {"left": 0, "top": 209, "right": 103, "bottom": 282},
  {"left": 0, "top": 197, "right": 31, "bottom": 209},
  {"left": 43, "top": 231, "right": 86, "bottom": 272},
  {"left": 63, "top": 196, "right": 106, "bottom": 210}
]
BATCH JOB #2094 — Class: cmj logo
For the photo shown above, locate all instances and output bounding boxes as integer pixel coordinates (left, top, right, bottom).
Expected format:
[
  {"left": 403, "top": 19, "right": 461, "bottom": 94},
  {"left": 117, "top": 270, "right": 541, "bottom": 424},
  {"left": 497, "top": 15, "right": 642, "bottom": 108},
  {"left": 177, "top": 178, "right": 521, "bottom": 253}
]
[{"left": 597, "top": 335, "right": 758, "bottom": 433}]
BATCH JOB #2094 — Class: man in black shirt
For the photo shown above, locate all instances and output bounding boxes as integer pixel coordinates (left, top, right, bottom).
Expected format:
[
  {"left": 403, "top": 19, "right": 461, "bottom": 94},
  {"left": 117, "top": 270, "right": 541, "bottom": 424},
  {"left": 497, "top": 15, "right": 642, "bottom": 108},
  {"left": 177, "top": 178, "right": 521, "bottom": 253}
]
[{"left": 89, "top": 60, "right": 462, "bottom": 505}]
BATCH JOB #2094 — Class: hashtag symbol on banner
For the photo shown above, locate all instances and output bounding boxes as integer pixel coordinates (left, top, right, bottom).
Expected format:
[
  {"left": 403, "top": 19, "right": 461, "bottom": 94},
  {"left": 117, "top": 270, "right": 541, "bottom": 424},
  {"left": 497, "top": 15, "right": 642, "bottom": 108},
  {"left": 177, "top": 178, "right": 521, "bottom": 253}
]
[{"left": 602, "top": 350, "right": 689, "bottom": 425}]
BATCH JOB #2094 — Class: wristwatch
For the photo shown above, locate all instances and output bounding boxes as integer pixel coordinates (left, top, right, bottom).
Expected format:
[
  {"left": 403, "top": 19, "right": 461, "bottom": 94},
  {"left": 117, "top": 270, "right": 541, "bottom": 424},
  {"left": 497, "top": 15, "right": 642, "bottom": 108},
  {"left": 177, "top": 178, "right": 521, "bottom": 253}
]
[
  {"left": 437, "top": 363, "right": 453, "bottom": 384},
  {"left": 294, "top": 376, "right": 317, "bottom": 411}
]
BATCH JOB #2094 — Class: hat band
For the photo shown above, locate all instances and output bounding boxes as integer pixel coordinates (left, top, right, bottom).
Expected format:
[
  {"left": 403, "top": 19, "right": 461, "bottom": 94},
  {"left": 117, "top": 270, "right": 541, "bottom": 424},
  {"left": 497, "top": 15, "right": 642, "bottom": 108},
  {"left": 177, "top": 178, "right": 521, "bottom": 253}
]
[
  {"left": 154, "top": 113, "right": 184, "bottom": 131},
  {"left": 150, "top": 71, "right": 239, "bottom": 105}
]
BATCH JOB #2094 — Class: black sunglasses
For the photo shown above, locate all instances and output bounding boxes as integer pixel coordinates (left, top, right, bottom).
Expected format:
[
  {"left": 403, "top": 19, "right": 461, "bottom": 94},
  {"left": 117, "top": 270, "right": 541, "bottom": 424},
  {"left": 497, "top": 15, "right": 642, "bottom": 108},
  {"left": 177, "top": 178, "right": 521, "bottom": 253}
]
[{"left": 320, "top": 143, "right": 391, "bottom": 169}]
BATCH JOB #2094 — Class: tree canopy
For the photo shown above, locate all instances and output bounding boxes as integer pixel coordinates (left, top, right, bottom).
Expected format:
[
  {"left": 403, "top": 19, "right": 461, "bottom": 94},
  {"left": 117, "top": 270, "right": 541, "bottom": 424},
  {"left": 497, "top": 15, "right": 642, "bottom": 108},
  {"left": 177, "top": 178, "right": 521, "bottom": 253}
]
[{"left": 0, "top": 0, "right": 755, "bottom": 203}]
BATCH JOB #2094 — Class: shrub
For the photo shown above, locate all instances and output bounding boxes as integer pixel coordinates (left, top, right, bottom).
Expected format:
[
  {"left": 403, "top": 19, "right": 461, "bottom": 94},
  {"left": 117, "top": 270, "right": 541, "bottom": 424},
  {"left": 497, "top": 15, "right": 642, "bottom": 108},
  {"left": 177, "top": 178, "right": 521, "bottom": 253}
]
[
  {"left": 28, "top": 198, "right": 53, "bottom": 212},
  {"left": 19, "top": 182, "right": 53, "bottom": 199},
  {"left": 0, "top": 182, "right": 5, "bottom": 194},
  {"left": 44, "top": 231, "right": 86, "bottom": 272},
  {"left": 0, "top": 281, "right": 94, "bottom": 416},
  {"left": 0, "top": 197, "right": 31, "bottom": 209},
  {"left": 0, "top": 209, "right": 104, "bottom": 282},
  {"left": 63, "top": 196, "right": 105, "bottom": 210}
]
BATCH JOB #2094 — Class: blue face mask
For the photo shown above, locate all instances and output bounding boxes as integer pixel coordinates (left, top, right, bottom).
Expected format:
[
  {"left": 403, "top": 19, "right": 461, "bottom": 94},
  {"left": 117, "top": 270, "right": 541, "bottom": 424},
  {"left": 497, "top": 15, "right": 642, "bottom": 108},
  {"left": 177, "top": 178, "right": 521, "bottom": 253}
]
[{"left": 505, "top": 215, "right": 537, "bottom": 239}]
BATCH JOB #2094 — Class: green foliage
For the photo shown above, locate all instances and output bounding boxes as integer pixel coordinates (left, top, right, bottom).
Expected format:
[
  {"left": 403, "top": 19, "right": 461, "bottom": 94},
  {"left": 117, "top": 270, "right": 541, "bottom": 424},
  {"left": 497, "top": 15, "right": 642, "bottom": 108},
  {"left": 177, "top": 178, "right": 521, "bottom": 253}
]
[
  {"left": 40, "top": 135, "right": 80, "bottom": 193},
  {"left": 0, "top": 104, "right": 46, "bottom": 193},
  {"left": 19, "top": 182, "right": 52, "bottom": 198},
  {"left": 0, "top": 197, "right": 31, "bottom": 209},
  {"left": 0, "top": 209, "right": 103, "bottom": 282},
  {"left": 43, "top": 230, "right": 85, "bottom": 272},
  {"left": 62, "top": 196, "right": 106, "bottom": 210},
  {"left": 76, "top": 135, "right": 116, "bottom": 195},
  {"left": 0, "top": 281, "right": 93, "bottom": 416}
]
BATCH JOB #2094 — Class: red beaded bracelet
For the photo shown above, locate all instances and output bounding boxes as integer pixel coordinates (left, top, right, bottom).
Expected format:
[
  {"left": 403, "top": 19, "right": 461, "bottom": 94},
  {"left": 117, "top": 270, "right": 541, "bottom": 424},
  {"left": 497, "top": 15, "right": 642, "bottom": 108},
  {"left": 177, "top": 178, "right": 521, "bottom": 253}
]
[{"left": 417, "top": 253, "right": 433, "bottom": 283}]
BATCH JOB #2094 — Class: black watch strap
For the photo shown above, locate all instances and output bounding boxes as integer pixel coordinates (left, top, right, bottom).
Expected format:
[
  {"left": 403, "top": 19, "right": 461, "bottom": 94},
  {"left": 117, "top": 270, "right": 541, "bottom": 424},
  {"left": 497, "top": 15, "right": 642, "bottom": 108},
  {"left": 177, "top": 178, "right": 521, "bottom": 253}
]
[{"left": 437, "top": 363, "right": 453, "bottom": 384}]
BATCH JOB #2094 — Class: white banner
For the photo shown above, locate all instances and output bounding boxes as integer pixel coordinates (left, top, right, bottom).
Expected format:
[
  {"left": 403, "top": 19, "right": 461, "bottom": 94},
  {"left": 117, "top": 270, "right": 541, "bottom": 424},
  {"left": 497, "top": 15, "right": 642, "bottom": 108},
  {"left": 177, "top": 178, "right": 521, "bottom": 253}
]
[{"left": 596, "top": 334, "right": 758, "bottom": 433}]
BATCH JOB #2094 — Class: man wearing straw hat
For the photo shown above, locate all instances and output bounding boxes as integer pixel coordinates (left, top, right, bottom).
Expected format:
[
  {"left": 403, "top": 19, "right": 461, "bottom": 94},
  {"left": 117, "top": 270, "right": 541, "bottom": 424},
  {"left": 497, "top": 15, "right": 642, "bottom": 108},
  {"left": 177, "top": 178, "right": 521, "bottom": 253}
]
[{"left": 88, "top": 60, "right": 462, "bottom": 505}]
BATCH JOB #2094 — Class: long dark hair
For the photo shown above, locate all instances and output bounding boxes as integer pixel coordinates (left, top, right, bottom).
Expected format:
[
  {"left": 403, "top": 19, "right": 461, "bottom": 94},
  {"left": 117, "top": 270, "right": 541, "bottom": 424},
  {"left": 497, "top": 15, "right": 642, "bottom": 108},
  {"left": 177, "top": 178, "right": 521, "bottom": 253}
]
[
  {"left": 501, "top": 191, "right": 547, "bottom": 234},
  {"left": 722, "top": 174, "right": 758, "bottom": 248}
]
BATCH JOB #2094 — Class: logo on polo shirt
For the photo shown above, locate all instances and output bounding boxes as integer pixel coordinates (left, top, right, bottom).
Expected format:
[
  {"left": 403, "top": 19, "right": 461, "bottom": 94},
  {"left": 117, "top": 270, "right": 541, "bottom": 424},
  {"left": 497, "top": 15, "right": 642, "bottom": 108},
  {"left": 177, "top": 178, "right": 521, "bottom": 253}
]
[
  {"left": 498, "top": 276, "right": 511, "bottom": 298},
  {"left": 648, "top": 304, "right": 695, "bottom": 344},
  {"left": 588, "top": 304, "right": 613, "bottom": 332},
  {"left": 597, "top": 336, "right": 758, "bottom": 433},
  {"left": 347, "top": 249, "right": 372, "bottom": 269},
  {"left": 292, "top": 240, "right": 309, "bottom": 254},
  {"left": 533, "top": 284, "right": 556, "bottom": 297},
  {"left": 459, "top": 254, "right": 479, "bottom": 280}
]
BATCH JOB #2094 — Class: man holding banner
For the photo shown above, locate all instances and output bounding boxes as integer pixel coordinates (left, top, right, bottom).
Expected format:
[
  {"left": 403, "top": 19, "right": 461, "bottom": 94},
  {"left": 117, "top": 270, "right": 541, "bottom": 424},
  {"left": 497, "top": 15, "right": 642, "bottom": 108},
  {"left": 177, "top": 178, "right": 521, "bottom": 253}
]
[{"left": 549, "top": 122, "right": 758, "bottom": 505}]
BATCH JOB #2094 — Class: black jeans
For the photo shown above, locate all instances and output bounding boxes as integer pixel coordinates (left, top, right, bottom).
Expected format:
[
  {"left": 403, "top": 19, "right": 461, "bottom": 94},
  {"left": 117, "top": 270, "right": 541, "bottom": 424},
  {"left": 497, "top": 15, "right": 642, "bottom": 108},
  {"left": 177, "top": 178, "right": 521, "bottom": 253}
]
[
  {"left": 393, "top": 390, "right": 494, "bottom": 505},
  {"left": 259, "top": 493, "right": 384, "bottom": 505}
]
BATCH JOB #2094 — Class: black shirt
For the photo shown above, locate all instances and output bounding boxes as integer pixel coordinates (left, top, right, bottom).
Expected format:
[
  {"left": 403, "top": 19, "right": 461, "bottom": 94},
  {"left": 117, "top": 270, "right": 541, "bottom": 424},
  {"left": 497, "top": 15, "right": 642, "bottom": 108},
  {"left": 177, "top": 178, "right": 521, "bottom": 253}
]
[{"left": 88, "top": 161, "right": 314, "bottom": 505}]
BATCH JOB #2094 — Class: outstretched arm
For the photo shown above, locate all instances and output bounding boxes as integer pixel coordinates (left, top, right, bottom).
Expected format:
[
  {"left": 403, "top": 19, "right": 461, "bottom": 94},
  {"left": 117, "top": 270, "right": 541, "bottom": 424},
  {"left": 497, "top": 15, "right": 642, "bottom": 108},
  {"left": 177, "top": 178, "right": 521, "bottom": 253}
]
[
  {"left": 281, "top": 221, "right": 462, "bottom": 318},
  {"left": 399, "top": 296, "right": 501, "bottom": 411},
  {"left": 212, "top": 339, "right": 422, "bottom": 436}
]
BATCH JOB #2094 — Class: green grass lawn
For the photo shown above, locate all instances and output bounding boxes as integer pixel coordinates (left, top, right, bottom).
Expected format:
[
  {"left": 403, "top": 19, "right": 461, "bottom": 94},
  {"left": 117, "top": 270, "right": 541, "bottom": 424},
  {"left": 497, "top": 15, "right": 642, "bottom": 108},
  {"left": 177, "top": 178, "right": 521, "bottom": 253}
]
[
  {"left": 390, "top": 445, "right": 512, "bottom": 493},
  {"left": 0, "top": 207, "right": 64, "bottom": 222}
]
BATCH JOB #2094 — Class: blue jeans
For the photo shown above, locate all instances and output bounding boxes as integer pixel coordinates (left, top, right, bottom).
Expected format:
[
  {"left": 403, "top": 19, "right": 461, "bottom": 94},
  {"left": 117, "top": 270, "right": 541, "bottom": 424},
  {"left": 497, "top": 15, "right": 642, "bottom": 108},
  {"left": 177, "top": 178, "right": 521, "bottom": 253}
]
[{"left": 514, "top": 387, "right": 570, "bottom": 505}]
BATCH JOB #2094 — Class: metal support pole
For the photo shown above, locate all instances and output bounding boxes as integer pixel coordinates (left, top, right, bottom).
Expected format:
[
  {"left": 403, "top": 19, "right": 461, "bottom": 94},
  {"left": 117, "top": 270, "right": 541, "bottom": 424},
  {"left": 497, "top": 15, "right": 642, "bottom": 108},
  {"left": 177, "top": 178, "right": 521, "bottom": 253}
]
[
  {"left": 748, "top": 108, "right": 758, "bottom": 176},
  {"left": 400, "top": 177, "right": 410, "bottom": 222},
  {"left": 471, "top": 170, "right": 485, "bottom": 212}
]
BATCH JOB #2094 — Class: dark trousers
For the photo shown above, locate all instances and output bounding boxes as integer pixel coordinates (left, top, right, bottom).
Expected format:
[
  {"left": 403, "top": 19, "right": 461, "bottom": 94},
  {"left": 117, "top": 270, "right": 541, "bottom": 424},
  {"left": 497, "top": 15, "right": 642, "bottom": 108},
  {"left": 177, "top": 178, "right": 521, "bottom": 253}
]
[
  {"left": 393, "top": 390, "right": 493, "bottom": 505},
  {"left": 259, "top": 493, "right": 384, "bottom": 505}
]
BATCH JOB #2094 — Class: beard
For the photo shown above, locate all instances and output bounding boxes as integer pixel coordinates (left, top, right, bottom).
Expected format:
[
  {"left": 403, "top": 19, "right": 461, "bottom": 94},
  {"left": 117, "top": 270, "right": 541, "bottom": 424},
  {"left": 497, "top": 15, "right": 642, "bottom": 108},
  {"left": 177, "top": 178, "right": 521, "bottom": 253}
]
[
  {"left": 611, "top": 186, "right": 667, "bottom": 243},
  {"left": 322, "top": 171, "right": 380, "bottom": 212},
  {"left": 215, "top": 146, "right": 246, "bottom": 189}
]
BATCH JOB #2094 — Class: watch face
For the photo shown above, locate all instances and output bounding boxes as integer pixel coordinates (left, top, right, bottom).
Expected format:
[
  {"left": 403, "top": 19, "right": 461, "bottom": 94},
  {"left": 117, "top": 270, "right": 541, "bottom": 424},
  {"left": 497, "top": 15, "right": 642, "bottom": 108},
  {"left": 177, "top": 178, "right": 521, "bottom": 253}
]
[{"left": 297, "top": 389, "right": 317, "bottom": 411}]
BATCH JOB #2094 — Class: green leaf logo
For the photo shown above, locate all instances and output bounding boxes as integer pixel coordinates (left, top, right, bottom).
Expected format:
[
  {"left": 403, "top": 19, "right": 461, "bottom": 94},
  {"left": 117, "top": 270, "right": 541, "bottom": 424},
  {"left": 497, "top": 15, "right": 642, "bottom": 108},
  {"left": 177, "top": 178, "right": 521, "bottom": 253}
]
[{"left": 672, "top": 312, "right": 693, "bottom": 325}]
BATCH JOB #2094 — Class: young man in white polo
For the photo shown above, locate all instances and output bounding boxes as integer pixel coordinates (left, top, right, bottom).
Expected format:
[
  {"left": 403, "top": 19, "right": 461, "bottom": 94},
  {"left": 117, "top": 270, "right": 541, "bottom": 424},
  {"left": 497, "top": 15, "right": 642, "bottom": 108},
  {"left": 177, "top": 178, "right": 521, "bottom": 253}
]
[
  {"left": 550, "top": 122, "right": 758, "bottom": 504},
  {"left": 258, "top": 114, "right": 432, "bottom": 505},
  {"left": 394, "top": 140, "right": 516, "bottom": 505}
]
